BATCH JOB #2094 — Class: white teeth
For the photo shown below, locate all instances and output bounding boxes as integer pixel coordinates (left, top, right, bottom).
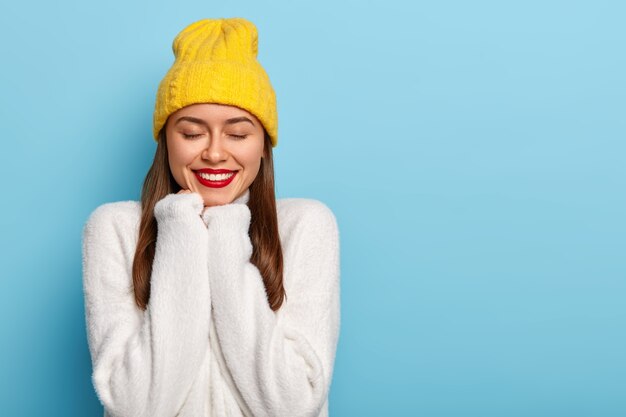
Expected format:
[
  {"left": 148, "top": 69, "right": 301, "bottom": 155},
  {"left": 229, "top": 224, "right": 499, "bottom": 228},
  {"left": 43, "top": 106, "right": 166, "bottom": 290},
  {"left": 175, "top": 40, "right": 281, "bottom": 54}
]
[{"left": 199, "top": 172, "right": 234, "bottom": 181}]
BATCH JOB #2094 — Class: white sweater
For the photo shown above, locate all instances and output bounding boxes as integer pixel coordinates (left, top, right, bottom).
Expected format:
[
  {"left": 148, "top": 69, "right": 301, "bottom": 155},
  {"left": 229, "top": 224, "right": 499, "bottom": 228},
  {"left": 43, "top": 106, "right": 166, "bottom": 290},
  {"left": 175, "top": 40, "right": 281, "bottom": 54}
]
[{"left": 81, "top": 188, "right": 340, "bottom": 417}]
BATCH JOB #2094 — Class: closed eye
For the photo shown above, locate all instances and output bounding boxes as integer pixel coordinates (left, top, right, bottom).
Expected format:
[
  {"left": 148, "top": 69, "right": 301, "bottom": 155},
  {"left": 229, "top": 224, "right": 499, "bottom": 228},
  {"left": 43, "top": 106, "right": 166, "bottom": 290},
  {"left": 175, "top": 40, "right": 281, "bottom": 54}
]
[
  {"left": 229, "top": 134, "right": 248, "bottom": 140},
  {"left": 183, "top": 133, "right": 202, "bottom": 139}
]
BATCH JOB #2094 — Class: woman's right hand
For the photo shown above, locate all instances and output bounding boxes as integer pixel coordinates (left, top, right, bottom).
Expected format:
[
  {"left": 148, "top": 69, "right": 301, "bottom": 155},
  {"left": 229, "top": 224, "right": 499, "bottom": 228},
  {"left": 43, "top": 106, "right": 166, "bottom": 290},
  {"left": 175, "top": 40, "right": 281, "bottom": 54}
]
[
  {"left": 179, "top": 167, "right": 214, "bottom": 220},
  {"left": 154, "top": 167, "right": 205, "bottom": 223},
  {"left": 178, "top": 167, "right": 200, "bottom": 195},
  {"left": 176, "top": 167, "right": 209, "bottom": 225}
]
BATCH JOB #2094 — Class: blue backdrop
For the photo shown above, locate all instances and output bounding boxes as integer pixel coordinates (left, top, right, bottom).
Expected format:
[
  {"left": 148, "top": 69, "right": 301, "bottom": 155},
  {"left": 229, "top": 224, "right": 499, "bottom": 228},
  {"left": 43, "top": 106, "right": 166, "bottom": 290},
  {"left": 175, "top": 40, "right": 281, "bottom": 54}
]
[{"left": 1, "top": 1, "right": 624, "bottom": 416}]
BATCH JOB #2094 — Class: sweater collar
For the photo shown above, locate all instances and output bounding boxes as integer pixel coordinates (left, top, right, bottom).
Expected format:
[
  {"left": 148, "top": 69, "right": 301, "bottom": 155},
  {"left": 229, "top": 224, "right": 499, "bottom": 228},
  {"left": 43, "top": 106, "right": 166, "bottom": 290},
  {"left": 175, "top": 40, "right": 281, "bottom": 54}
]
[
  {"left": 233, "top": 188, "right": 250, "bottom": 205},
  {"left": 201, "top": 188, "right": 250, "bottom": 224}
]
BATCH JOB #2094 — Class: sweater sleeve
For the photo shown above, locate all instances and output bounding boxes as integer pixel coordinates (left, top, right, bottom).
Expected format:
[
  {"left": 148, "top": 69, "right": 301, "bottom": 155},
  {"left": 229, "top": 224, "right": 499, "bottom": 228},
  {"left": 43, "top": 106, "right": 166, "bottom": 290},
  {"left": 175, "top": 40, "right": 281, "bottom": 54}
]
[
  {"left": 81, "top": 192, "right": 212, "bottom": 417},
  {"left": 202, "top": 200, "right": 341, "bottom": 417}
]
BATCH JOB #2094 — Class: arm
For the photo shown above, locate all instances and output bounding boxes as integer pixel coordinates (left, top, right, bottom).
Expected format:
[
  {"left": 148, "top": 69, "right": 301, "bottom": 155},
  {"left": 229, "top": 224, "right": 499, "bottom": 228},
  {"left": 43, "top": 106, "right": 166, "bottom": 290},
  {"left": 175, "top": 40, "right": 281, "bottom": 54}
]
[
  {"left": 203, "top": 200, "right": 341, "bottom": 417},
  {"left": 81, "top": 192, "right": 211, "bottom": 417}
]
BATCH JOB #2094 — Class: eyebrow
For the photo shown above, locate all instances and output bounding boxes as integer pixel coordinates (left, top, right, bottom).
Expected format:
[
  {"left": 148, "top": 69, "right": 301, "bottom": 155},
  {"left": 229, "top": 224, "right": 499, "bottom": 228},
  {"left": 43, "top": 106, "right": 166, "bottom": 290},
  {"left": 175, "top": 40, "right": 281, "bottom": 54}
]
[{"left": 174, "top": 116, "right": 255, "bottom": 127}]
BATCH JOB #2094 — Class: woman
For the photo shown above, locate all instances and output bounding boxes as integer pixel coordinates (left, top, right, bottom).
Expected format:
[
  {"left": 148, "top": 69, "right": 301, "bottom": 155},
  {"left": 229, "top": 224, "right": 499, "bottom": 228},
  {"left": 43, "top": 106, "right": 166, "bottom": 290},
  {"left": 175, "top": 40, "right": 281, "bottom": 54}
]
[{"left": 81, "top": 17, "right": 340, "bottom": 417}]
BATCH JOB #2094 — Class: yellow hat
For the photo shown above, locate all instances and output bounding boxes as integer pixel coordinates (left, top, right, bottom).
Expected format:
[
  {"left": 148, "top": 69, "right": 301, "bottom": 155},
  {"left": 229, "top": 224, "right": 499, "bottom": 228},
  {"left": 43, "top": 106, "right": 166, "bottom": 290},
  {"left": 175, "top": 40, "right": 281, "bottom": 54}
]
[{"left": 152, "top": 17, "right": 278, "bottom": 147}]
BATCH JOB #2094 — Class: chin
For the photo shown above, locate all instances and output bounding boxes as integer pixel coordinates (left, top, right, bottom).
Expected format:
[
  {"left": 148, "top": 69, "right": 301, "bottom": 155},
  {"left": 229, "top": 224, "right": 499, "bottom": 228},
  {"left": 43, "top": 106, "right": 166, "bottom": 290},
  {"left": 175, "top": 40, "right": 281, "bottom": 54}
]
[{"left": 202, "top": 195, "right": 231, "bottom": 207}]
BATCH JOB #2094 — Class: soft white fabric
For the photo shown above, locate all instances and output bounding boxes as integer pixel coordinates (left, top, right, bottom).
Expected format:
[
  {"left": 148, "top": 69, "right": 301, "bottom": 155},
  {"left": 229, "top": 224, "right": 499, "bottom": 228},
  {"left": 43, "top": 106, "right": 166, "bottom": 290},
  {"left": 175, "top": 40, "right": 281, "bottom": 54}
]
[{"left": 81, "top": 188, "right": 340, "bottom": 417}]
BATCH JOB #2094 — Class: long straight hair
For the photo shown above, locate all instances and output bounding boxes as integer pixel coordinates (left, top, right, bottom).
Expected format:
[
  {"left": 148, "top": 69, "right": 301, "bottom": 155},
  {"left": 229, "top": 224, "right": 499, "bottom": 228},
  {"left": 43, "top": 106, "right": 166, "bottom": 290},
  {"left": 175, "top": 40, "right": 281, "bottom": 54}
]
[{"left": 131, "top": 127, "right": 286, "bottom": 311}]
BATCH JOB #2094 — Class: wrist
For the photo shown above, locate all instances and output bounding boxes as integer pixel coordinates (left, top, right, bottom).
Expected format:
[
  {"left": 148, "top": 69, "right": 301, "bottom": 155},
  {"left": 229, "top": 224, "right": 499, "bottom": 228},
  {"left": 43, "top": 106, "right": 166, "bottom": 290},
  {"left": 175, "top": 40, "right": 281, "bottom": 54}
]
[
  {"left": 204, "top": 203, "right": 253, "bottom": 263},
  {"left": 154, "top": 192, "right": 204, "bottom": 222}
]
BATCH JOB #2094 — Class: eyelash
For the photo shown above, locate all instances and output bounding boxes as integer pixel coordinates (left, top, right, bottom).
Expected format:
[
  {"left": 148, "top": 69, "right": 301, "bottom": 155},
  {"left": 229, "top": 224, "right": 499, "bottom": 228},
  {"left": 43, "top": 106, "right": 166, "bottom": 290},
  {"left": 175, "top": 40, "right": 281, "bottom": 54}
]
[
  {"left": 182, "top": 133, "right": 248, "bottom": 140},
  {"left": 229, "top": 134, "right": 248, "bottom": 140}
]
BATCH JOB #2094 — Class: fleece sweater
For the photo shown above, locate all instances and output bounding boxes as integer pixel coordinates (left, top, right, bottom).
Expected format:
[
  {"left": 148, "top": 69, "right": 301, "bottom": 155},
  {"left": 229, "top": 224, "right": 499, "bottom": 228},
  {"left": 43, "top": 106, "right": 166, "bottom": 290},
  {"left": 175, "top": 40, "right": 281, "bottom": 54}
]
[{"left": 81, "top": 188, "right": 340, "bottom": 417}]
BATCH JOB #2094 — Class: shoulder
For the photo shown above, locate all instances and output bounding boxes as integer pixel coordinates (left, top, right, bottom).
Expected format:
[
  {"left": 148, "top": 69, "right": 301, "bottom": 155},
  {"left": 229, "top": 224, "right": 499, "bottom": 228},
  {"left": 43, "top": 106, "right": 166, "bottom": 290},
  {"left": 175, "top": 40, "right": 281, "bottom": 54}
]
[
  {"left": 275, "top": 198, "right": 340, "bottom": 291},
  {"left": 82, "top": 200, "right": 142, "bottom": 244},
  {"left": 276, "top": 197, "right": 338, "bottom": 237},
  {"left": 82, "top": 201, "right": 142, "bottom": 295}
]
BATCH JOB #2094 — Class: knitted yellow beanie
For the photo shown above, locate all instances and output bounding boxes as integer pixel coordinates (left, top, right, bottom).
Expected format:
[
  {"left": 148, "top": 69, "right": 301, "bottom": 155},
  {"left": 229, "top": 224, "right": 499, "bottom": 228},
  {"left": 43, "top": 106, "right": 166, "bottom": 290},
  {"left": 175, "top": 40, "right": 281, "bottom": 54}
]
[{"left": 152, "top": 17, "right": 278, "bottom": 147}]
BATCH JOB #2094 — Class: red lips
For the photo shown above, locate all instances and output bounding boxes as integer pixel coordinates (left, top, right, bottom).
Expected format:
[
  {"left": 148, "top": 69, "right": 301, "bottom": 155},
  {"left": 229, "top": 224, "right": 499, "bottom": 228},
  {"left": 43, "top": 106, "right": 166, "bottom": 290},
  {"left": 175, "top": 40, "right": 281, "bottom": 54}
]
[{"left": 193, "top": 169, "right": 237, "bottom": 188}]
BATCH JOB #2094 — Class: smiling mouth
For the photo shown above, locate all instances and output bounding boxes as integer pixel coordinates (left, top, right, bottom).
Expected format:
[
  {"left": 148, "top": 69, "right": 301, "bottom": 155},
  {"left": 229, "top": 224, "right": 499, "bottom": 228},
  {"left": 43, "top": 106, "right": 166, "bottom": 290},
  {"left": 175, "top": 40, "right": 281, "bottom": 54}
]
[
  {"left": 197, "top": 171, "right": 235, "bottom": 181},
  {"left": 193, "top": 170, "right": 238, "bottom": 188}
]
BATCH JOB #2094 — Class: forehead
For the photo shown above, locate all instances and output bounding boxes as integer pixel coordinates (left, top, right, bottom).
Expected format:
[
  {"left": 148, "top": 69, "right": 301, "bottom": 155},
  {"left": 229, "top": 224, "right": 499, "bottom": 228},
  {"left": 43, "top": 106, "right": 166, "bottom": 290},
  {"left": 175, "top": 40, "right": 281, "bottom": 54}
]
[{"left": 172, "top": 103, "right": 259, "bottom": 125}]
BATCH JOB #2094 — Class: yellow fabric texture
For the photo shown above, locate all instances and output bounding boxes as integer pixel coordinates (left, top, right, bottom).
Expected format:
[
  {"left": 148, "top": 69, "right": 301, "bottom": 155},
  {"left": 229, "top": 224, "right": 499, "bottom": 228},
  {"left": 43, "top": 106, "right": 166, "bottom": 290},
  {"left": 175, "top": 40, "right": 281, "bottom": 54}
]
[{"left": 152, "top": 17, "right": 278, "bottom": 147}]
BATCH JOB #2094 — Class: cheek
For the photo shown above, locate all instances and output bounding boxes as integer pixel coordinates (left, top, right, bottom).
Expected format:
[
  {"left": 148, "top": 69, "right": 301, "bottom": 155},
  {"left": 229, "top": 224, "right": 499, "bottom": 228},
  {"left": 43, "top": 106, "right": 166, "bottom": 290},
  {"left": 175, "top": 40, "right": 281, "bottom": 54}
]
[
  {"left": 167, "top": 145, "right": 196, "bottom": 179},
  {"left": 241, "top": 145, "right": 263, "bottom": 173},
  {"left": 169, "top": 141, "right": 195, "bottom": 163}
]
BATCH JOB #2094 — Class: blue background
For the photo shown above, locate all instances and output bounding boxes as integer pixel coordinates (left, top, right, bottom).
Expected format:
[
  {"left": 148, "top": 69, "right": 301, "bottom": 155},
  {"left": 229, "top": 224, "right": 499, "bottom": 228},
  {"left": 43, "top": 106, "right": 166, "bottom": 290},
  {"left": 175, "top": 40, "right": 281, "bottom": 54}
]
[{"left": 1, "top": 1, "right": 624, "bottom": 416}]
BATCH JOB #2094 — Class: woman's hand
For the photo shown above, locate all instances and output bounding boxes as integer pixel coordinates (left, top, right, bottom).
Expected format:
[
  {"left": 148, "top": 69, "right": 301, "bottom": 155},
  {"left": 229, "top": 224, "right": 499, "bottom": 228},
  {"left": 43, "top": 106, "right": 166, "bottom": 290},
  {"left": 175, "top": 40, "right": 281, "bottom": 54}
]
[
  {"left": 177, "top": 167, "right": 211, "bottom": 223},
  {"left": 178, "top": 167, "right": 201, "bottom": 194}
]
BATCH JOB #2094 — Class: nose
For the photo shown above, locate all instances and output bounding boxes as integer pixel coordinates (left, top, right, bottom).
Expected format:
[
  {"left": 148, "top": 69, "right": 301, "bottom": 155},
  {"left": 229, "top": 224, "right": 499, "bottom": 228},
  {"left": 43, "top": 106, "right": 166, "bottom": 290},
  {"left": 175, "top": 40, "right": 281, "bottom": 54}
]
[{"left": 201, "top": 136, "right": 228, "bottom": 164}]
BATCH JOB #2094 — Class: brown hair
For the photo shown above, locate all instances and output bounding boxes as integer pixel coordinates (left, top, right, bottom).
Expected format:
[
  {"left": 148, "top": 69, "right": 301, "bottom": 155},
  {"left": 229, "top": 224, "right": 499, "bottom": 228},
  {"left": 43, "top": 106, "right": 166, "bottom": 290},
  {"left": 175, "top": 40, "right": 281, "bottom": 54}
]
[{"left": 131, "top": 127, "right": 286, "bottom": 312}]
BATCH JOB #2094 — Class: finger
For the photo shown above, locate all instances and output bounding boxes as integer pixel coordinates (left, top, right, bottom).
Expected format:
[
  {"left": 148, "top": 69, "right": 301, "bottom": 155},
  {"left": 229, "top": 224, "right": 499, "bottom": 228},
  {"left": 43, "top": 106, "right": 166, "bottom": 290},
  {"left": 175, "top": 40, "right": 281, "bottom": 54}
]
[
  {"left": 181, "top": 169, "right": 194, "bottom": 193},
  {"left": 177, "top": 170, "right": 191, "bottom": 194},
  {"left": 183, "top": 167, "right": 200, "bottom": 194}
]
